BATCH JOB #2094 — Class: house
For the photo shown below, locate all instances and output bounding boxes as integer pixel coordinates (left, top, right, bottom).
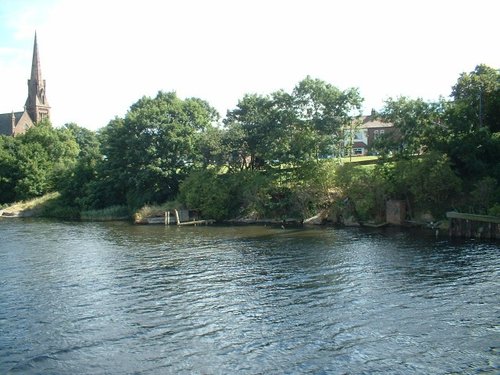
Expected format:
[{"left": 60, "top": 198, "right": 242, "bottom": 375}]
[
  {"left": 0, "top": 33, "right": 50, "bottom": 136},
  {"left": 346, "top": 112, "right": 395, "bottom": 156}
]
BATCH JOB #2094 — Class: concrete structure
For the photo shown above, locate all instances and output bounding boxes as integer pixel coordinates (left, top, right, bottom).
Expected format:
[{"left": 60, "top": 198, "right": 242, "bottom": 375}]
[
  {"left": 0, "top": 33, "right": 50, "bottom": 136},
  {"left": 386, "top": 200, "right": 406, "bottom": 225}
]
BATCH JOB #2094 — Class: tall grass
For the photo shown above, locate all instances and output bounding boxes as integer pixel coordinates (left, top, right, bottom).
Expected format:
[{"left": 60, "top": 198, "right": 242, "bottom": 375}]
[
  {"left": 80, "top": 205, "right": 130, "bottom": 221},
  {"left": 1, "top": 192, "right": 60, "bottom": 217}
]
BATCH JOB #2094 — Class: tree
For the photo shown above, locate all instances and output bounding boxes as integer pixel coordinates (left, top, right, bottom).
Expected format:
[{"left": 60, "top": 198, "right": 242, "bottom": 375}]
[
  {"left": 379, "top": 97, "right": 444, "bottom": 158},
  {"left": 223, "top": 77, "right": 363, "bottom": 170},
  {"left": 439, "top": 65, "right": 500, "bottom": 182},
  {"left": 0, "top": 136, "right": 21, "bottom": 203},
  {"left": 292, "top": 76, "right": 363, "bottom": 161},
  {"left": 451, "top": 64, "right": 500, "bottom": 132},
  {"left": 224, "top": 93, "right": 276, "bottom": 170},
  {"left": 95, "top": 91, "right": 218, "bottom": 209},
  {"left": 57, "top": 124, "right": 102, "bottom": 209},
  {"left": 0, "top": 120, "right": 80, "bottom": 202}
]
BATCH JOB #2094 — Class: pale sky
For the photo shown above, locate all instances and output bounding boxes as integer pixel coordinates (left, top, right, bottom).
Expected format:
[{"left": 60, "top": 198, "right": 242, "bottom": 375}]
[{"left": 1, "top": 0, "right": 499, "bottom": 130}]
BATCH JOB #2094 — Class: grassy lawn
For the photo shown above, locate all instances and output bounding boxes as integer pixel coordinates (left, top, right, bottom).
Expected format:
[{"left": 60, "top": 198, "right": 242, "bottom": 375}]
[{"left": 341, "top": 155, "right": 379, "bottom": 164}]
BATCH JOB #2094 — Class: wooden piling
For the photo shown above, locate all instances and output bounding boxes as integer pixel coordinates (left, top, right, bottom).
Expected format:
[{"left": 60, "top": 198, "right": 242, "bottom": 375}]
[
  {"left": 175, "top": 209, "right": 181, "bottom": 226},
  {"left": 446, "top": 212, "right": 500, "bottom": 239}
]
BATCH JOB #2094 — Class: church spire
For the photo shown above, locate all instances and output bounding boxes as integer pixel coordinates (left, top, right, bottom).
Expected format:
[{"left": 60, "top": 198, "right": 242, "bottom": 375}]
[
  {"left": 26, "top": 32, "right": 50, "bottom": 123},
  {"left": 30, "top": 32, "right": 43, "bottom": 83}
]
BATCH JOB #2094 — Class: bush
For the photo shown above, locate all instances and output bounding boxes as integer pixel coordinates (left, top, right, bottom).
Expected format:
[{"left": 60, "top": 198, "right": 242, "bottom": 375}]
[
  {"left": 470, "top": 177, "right": 498, "bottom": 214},
  {"left": 334, "top": 163, "right": 387, "bottom": 222},
  {"left": 178, "top": 170, "right": 236, "bottom": 220},
  {"left": 387, "top": 152, "right": 462, "bottom": 219},
  {"left": 488, "top": 203, "right": 500, "bottom": 217}
]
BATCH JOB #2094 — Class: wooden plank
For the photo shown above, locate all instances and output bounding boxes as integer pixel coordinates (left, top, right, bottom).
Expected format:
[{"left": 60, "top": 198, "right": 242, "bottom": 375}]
[
  {"left": 177, "top": 220, "right": 215, "bottom": 226},
  {"left": 147, "top": 217, "right": 166, "bottom": 224}
]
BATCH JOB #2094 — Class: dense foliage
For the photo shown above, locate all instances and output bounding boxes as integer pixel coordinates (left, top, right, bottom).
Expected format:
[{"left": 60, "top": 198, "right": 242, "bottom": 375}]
[
  {"left": 1, "top": 68, "right": 499, "bottom": 221},
  {"left": 0, "top": 121, "right": 79, "bottom": 204}
]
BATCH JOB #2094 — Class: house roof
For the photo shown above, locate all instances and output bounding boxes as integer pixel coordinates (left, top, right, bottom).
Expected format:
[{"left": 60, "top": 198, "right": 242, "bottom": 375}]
[
  {"left": 353, "top": 141, "right": 368, "bottom": 148},
  {"left": 359, "top": 115, "right": 393, "bottom": 129},
  {"left": 0, "top": 112, "right": 23, "bottom": 136},
  {"left": 346, "top": 115, "right": 393, "bottom": 130}
]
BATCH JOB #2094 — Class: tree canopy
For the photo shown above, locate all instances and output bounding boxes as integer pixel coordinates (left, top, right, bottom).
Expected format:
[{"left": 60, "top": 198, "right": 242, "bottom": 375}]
[
  {"left": 93, "top": 91, "right": 219, "bottom": 208},
  {"left": 1, "top": 68, "right": 499, "bottom": 221}
]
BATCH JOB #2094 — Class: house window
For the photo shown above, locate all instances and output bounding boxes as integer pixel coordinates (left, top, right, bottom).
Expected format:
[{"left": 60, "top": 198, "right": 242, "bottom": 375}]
[
  {"left": 353, "top": 148, "right": 364, "bottom": 155},
  {"left": 374, "top": 129, "right": 384, "bottom": 139}
]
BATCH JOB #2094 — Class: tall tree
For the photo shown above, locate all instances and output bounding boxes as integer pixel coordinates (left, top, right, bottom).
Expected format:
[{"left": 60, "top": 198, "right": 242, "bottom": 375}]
[
  {"left": 292, "top": 76, "right": 363, "bottom": 161},
  {"left": 379, "top": 97, "right": 444, "bottom": 158},
  {"left": 441, "top": 65, "right": 500, "bottom": 181},
  {"left": 96, "top": 91, "right": 218, "bottom": 208},
  {"left": 56, "top": 123, "right": 102, "bottom": 209},
  {"left": 224, "top": 94, "right": 276, "bottom": 170},
  {"left": 451, "top": 64, "right": 500, "bottom": 132},
  {"left": 224, "top": 77, "right": 363, "bottom": 170}
]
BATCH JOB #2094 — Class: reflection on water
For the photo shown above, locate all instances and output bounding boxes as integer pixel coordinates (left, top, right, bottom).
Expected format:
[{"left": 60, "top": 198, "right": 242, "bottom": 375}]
[{"left": 0, "top": 220, "right": 498, "bottom": 374}]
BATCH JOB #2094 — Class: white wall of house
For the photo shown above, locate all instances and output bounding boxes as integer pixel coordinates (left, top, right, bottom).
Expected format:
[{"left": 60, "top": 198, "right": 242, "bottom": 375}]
[{"left": 353, "top": 129, "right": 368, "bottom": 144}]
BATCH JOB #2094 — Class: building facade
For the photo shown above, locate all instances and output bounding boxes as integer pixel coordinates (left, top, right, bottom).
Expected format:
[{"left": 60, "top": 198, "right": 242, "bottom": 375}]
[
  {"left": 347, "top": 113, "right": 395, "bottom": 156},
  {"left": 0, "top": 33, "right": 50, "bottom": 136}
]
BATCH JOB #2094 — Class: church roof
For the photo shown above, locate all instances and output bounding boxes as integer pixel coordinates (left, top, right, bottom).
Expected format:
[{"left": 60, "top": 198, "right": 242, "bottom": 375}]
[{"left": 0, "top": 112, "right": 23, "bottom": 135}]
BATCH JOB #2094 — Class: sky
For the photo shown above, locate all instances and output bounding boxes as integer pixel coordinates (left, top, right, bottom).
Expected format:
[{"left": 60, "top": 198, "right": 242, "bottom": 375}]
[{"left": 1, "top": 0, "right": 499, "bottom": 130}]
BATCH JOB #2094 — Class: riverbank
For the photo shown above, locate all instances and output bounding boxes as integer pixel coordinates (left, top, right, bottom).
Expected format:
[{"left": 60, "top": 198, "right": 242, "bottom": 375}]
[
  {"left": 0, "top": 192, "right": 60, "bottom": 218},
  {"left": 3, "top": 193, "right": 499, "bottom": 240}
]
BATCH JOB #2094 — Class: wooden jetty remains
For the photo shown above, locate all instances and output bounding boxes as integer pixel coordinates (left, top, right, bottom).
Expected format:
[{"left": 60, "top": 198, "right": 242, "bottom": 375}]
[
  {"left": 446, "top": 212, "right": 500, "bottom": 239},
  {"left": 145, "top": 209, "right": 214, "bottom": 226}
]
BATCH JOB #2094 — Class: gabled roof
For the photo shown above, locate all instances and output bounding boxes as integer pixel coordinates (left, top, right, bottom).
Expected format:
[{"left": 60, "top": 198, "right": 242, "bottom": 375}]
[
  {"left": 0, "top": 112, "right": 23, "bottom": 136},
  {"left": 347, "top": 115, "right": 393, "bottom": 130},
  {"left": 359, "top": 115, "right": 393, "bottom": 129},
  {"left": 353, "top": 141, "right": 368, "bottom": 148}
]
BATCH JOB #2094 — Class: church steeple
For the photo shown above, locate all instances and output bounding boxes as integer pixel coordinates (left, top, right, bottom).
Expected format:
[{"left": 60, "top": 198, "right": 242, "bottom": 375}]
[
  {"left": 30, "top": 32, "right": 43, "bottom": 83},
  {"left": 25, "top": 32, "right": 50, "bottom": 123}
]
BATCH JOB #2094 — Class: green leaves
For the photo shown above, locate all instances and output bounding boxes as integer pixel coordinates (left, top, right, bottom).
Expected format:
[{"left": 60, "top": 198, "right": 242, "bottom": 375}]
[
  {"left": 379, "top": 96, "right": 445, "bottom": 158},
  {"left": 224, "top": 77, "right": 363, "bottom": 169},
  {"left": 97, "top": 91, "right": 219, "bottom": 209},
  {"left": 0, "top": 121, "right": 81, "bottom": 203}
]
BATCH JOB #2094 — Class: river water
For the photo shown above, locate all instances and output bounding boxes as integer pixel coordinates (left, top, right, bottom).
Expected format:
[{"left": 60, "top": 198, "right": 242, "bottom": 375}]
[{"left": 0, "top": 219, "right": 498, "bottom": 374}]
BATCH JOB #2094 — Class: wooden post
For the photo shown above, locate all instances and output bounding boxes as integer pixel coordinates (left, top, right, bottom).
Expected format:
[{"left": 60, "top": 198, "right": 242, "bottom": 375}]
[
  {"left": 165, "top": 211, "right": 170, "bottom": 225},
  {"left": 175, "top": 209, "right": 181, "bottom": 226}
]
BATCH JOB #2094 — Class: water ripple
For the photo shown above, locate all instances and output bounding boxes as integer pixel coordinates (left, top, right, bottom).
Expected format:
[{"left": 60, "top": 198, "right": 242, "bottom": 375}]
[{"left": 0, "top": 221, "right": 498, "bottom": 374}]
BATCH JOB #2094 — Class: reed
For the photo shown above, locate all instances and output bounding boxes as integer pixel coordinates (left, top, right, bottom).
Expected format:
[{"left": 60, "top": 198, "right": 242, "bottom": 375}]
[{"left": 80, "top": 205, "right": 130, "bottom": 221}]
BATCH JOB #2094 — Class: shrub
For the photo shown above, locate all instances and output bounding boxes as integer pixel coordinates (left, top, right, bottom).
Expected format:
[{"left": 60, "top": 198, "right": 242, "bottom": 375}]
[{"left": 334, "top": 163, "right": 387, "bottom": 222}]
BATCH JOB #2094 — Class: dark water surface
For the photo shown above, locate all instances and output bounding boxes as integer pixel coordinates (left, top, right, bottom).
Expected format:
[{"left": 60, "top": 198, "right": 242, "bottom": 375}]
[{"left": 0, "top": 219, "right": 498, "bottom": 374}]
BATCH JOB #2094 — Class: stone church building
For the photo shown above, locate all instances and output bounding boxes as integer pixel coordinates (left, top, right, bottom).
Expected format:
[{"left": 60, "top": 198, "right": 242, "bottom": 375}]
[{"left": 0, "top": 33, "right": 50, "bottom": 136}]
